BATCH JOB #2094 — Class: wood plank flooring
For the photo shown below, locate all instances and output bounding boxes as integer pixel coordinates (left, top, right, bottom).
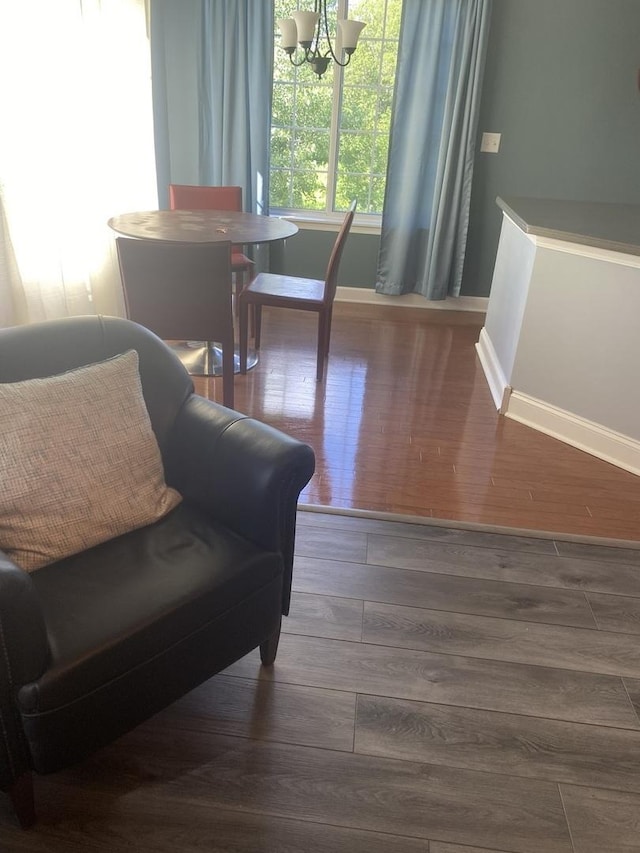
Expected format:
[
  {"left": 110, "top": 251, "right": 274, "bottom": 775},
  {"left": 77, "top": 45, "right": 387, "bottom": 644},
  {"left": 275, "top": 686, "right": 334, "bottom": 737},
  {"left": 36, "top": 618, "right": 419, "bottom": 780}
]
[
  {"left": 193, "top": 304, "right": 640, "bottom": 541},
  {"left": 3, "top": 510, "right": 640, "bottom": 851}
]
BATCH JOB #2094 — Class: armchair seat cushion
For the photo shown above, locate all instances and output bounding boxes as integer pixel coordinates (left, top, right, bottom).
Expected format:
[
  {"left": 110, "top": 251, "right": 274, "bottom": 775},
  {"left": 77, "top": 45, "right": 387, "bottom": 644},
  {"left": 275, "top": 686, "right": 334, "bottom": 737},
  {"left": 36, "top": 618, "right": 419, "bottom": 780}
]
[{"left": 18, "top": 503, "right": 282, "bottom": 715}]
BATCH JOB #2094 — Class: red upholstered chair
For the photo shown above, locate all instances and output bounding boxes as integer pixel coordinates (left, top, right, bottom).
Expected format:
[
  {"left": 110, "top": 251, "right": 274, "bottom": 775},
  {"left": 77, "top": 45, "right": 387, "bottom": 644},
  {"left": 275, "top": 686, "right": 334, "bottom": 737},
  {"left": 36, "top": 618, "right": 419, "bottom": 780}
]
[
  {"left": 168, "top": 184, "right": 254, "bottom": 294},
  {"left": 238, "top": 200, "right": 356, "bottom": 382}
]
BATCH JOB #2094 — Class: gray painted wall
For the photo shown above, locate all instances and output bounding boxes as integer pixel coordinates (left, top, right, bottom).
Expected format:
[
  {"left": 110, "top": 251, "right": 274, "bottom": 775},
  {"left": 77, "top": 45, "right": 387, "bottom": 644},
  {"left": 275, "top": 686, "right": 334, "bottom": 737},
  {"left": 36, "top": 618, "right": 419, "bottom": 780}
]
[
  {"left": 279, "top": 228, "right": 380, "bottom": 287},
  {"left": 463, "top": 0, "right": 640, "bottom": 297}
]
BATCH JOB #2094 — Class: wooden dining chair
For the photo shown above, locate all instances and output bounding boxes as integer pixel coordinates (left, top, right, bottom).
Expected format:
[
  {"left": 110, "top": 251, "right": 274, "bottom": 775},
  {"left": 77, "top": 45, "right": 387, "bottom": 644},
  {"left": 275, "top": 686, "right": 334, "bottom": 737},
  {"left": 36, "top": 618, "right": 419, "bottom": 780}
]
[
  {"left": 115, "top": 237, "right": 235, "bottom": 408},
  {"left": 168, "top": 184, "right": 254, "bottom": 294},
  {"left": 238, "top": 200, "right": 356, "bottom": 383}
]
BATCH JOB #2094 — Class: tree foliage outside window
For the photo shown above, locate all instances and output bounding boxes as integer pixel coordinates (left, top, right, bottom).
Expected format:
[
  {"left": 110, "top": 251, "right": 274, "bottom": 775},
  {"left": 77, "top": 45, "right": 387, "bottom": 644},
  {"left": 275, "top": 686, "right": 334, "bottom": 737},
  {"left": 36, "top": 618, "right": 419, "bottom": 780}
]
[{"left": 271, "top": 0, "right": 402, "bottom": 215}]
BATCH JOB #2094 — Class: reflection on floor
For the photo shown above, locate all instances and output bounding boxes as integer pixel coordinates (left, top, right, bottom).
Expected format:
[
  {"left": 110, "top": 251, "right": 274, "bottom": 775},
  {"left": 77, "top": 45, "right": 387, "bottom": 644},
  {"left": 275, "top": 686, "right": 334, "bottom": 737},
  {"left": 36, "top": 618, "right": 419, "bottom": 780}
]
[{"left": 193, "top": 303, "right": 640, "bottom": 542}]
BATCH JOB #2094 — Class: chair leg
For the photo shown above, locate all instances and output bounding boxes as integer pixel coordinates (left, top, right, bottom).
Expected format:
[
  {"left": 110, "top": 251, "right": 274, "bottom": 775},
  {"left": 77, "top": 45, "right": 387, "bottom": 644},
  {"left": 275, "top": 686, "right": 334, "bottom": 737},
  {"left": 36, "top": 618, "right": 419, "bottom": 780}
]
[
  {"left": 221, "top": 338, "right": 234, "bottom": 409},
  {"left": 233, "top": 267, "right": 255, "bottom": 336},
  {"left": 254, "top": 304, "right": 262, "bottom": 350},
  {"left": 316, "top": 310, "right": 329, "bottom": 382},
  {"left": 230, "top": 279, "right": 236, "bottom": 319},
  {"left": 324, "top": 305, "right": 334, "bottom": 356},
  {"left": 241, "top": 269, "right": 256, "bottom": 339},
  {"left": 234, "top": 270, "right": 244, "bottom": 296},
  {"left": 249, "top": 301, "right": 256, "bottom": 340},
  {"left": 8, "top": 772, "right": 36, "bottom": 829},
  {"left": 239, "top": 297, "right": 249, "bottom": 374},
  {"left": 259, "top": 618, "right": 282, "bottom": 666}
]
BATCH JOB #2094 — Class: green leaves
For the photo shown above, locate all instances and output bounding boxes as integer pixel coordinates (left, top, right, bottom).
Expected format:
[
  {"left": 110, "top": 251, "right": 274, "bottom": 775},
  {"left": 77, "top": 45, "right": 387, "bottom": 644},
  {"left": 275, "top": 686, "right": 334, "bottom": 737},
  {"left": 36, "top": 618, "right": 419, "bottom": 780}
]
[{"left": 271, "top": 0, "right": 402, "bottom": 214}]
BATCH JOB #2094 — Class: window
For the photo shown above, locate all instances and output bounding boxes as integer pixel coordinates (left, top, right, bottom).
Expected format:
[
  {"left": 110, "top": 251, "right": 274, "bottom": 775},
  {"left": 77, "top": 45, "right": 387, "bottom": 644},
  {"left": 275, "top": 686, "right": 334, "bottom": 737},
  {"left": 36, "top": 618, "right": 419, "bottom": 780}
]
[{"left": 270, "top": 0, "right": 402, "bottom": 217}]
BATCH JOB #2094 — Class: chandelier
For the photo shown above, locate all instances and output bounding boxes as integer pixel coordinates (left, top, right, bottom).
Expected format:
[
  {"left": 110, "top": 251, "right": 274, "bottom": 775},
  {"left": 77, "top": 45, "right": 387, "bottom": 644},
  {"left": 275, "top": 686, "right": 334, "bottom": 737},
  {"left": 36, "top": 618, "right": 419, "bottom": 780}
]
[{"left": 278, "top": 2, "right": 366, "bottom": 79}]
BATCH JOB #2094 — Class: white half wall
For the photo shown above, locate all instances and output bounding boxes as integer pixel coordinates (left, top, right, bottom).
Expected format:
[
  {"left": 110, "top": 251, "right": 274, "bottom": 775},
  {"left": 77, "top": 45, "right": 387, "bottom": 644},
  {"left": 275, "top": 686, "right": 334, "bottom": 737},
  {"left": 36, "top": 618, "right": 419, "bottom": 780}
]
[
  {"left": 482, "top": 215, "right": 537, "bottom": 383},
  {"left": 507, "top": 391, "right": 640, "bottom": 476},
  {"left": 510, "top": 241, "right": 640, "bottom": 441},
  {"left": 475, "top": 327, "right": 510, "bottom": 411},
  {"left": 478, "top": 211, "right": 640, "bottom": 476}
]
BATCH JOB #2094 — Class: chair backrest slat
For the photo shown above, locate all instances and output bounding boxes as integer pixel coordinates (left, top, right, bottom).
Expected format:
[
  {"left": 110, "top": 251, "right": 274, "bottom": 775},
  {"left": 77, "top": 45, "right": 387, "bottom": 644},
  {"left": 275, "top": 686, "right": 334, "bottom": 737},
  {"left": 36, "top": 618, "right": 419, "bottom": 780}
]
[{"left": 324, "top": 199, "right": 357, "bottom": 306}]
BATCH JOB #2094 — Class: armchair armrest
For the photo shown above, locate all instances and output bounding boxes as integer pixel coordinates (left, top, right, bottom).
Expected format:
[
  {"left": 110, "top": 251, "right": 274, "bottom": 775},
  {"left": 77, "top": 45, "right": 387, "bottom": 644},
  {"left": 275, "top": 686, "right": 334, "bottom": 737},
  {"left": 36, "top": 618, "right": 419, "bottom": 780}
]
[
  {"left": 164, "top": 395, "right": 315, "bottom": 613},
  {"left": 0, "top": 553, "right": 49, "bottom": 791},
  {"left": 0, "top": 555, "right": 49, "bottom": 687}
]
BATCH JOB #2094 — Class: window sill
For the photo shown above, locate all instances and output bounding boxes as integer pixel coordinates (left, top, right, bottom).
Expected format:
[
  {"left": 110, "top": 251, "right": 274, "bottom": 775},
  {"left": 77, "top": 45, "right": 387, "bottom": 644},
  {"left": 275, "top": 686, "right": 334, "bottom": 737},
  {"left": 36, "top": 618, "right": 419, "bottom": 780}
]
[{"left": 271, "top": 209, "right": 382, "bottom": 236}]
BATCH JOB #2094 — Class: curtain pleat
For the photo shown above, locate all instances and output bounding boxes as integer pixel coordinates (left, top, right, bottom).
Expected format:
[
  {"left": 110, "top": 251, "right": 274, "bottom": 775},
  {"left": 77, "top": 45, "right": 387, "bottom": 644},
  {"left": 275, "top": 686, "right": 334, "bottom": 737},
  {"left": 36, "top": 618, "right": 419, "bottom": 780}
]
[
  {"left": 199, "top": 1, "right": 273, "bottom": 217},
  {"left": 376, "top": 0, "right": 491, "bottom": 300},
  {"left": 150, "top": 0, "right": 273, "bottom": 217}
]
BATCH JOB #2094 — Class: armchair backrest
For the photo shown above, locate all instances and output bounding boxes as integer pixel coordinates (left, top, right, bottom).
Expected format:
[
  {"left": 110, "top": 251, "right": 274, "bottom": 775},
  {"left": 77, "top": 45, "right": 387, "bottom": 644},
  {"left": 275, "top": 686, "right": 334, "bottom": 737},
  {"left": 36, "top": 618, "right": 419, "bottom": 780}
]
[{"left": 0, "top": 315, "right": 193, "bottom": 456}]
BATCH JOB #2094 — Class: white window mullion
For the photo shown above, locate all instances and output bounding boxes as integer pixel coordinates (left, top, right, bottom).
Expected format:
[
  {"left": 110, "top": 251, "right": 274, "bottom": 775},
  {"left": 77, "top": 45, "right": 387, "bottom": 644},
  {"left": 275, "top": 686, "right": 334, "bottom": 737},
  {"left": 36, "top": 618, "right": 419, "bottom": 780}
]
[
  {"left": 325, "top": 0, "right": 351, "bottom": 214},
  {"left": 270, "top": 0, "right": 401, "bottom": 219},
  {"left": 326, "top": 60, "right": 345, "bottom": 213}
]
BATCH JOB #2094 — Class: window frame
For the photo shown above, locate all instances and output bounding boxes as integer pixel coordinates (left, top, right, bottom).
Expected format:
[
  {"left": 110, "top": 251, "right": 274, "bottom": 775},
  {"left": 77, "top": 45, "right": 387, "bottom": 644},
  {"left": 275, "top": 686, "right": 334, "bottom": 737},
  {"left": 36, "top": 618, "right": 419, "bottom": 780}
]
[{"left": 269, "top": 0, "right": 399, "bottom": 231}]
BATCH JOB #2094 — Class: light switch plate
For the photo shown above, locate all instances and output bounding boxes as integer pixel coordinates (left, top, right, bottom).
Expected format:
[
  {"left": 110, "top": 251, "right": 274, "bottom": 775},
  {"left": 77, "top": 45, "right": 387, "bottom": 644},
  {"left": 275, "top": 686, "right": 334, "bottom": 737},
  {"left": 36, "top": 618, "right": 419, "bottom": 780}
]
[{"left": 480, "top": 132, "right": 501, "bottom": 153}]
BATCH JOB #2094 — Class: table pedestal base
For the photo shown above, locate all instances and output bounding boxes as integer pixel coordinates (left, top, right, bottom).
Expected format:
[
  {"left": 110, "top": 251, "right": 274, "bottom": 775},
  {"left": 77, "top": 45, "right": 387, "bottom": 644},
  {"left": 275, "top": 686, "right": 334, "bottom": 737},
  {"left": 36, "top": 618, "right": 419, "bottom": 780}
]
[{"left": 169, "top": 341, "right": 258, "bottom": 377}]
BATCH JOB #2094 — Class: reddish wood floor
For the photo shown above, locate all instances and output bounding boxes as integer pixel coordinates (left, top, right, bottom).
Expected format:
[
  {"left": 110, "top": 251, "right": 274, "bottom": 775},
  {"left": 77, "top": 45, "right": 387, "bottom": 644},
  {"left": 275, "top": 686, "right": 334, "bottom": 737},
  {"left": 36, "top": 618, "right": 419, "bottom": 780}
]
[{"left": 192, "top": 304, "right": 640, "bottom": 542}]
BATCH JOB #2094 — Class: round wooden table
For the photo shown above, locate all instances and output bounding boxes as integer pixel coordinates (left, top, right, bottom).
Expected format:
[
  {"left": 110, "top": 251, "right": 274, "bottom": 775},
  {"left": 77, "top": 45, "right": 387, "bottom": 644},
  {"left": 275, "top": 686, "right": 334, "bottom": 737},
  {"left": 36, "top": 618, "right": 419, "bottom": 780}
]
[
  {"left": 108, "top": 209, "right": 299, "bottom": 376},
  {"left": 108, "top": 208, "right": 299, "bottom": 246}
]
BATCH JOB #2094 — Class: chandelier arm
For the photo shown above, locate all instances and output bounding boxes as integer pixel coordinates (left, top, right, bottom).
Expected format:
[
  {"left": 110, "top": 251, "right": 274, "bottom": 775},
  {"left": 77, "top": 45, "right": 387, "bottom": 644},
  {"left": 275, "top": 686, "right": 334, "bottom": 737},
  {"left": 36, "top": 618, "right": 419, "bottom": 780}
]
[
  {"left": 324, "top": 50, "right": 351, "bottom": 68},
  {"left": 318, "top": 0, "right": 351, "bottom": 67},
  {"left": 312, "top": 0, "right": 323, "bottom": 58},
  {"left": 287, "top": 46, "right": 315, "bottom": 67}
]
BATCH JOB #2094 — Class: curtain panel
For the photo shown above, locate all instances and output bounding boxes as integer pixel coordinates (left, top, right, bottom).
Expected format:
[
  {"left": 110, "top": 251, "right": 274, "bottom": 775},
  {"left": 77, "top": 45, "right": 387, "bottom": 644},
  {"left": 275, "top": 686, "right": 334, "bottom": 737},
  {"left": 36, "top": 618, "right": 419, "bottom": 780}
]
[
  {"left": 0, "top": 0, "right": 156, "bottom": 326},
  {"left": 151, "top": 0, "right": 273, "bottom": 218},
  {"left": 376, "top": 0, "right": 492, "bottom": 300},
  {"left": 199, "top": 0, "right": 274, "bottom": 216}
]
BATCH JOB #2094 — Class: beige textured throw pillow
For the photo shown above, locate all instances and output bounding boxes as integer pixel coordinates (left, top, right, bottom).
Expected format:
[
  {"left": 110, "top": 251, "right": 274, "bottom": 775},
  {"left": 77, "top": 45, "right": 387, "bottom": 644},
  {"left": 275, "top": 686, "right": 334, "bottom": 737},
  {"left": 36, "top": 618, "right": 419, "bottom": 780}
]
[{"left": 0, "top": 349, "right": 182, "bottom": 572}]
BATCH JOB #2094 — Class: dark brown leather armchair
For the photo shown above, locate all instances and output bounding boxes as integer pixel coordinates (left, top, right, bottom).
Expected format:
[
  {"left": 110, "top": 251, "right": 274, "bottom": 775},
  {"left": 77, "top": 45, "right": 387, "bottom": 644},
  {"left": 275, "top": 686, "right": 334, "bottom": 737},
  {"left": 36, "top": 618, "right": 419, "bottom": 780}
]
[{"left": 0, "top": 315, "right": 315, "bottom": 828}]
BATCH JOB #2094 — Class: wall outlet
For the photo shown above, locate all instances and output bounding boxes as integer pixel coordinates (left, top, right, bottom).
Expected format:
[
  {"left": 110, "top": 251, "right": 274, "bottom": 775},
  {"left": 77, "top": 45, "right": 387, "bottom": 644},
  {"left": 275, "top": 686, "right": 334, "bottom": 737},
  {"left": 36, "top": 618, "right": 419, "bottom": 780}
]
[{"left": 480, "top": 132, "right": 501, "bottom": 153}]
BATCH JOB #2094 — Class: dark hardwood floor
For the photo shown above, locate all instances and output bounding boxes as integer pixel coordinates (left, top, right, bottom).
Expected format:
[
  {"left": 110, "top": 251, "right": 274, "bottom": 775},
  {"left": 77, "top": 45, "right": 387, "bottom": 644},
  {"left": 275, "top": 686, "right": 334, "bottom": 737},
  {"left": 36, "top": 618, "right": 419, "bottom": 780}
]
[
  {"left": 3, "top": 510, "right": 640, "bottom": 851},
  {"left": 202, "top": 303, "right": 640, "bottom": 542}
]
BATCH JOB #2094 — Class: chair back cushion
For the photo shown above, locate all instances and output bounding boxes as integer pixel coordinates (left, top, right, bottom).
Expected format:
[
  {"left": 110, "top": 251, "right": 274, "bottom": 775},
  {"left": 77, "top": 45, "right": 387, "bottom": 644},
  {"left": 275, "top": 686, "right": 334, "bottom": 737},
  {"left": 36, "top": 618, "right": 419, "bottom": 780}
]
[
  {"left": 116, "top": 238, "right": 234, "bottom": 346},
  {"left": 168, "top": 185, "right": 248, "bottom": 258},
  {"left": 169, "top": 184, "right": 243, "bottom": 213},
  {"left": 0, "top": 349, "right": 181, "bottom": 572}
]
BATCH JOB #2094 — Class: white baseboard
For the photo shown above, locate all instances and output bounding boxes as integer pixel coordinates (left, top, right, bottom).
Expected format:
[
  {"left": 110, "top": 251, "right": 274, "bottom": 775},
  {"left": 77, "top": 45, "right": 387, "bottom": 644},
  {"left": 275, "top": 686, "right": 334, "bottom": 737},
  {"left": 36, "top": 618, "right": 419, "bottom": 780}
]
[
  {"left": 475, "top": 327, "right": 509, "bottom": 411},
  {"left": 335, "top": 286, "right": 489, "bottom": 313},
  {"left": 506, "top": 392, "right": 640, "bottom": 477}
]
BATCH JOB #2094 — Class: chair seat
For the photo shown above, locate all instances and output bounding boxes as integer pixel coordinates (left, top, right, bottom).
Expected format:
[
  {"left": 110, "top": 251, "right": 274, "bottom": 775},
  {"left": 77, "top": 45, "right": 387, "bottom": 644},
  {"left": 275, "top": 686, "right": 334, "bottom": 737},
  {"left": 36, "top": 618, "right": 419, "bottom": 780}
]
[
  {"left": 238, "top": 200, "right": 356, "bottom": 383},
  {"left": 20, "top": 503, "right": 282, "bottom": 715},
  {"left": 232, "top": 250, "right": 253, "bottom": 271},
  {"left": 244, "top": 272, "right": 326, "bottom": 305}
]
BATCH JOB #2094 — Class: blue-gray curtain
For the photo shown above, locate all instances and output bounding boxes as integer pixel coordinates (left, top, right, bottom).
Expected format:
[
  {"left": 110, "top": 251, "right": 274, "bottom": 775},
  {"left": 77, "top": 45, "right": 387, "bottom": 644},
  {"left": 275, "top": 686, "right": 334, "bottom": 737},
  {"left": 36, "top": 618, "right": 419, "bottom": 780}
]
[
  {"left": 376, "top": 0, "right": 491, "bottom": 299},
  {"left": 150, "top": 0, "right": 273, "bottom": 216},
  {"left": 149, "top": 0, "right": 173, "bottom": 209},
  {"left": 199, "top": 0, "right": 273, "bottom": 215}
]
